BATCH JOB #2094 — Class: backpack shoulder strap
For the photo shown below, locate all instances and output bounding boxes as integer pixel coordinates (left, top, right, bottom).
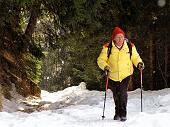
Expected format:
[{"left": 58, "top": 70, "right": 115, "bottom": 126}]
[
  {"left": 107, "top": 42, "right": 112, "bottom": 58},
  {"left": 126, "top": 38, "right": 133, "bottom": 58},
  {"left": 106, "top": 39, "right": 133, "bottom": 59}
]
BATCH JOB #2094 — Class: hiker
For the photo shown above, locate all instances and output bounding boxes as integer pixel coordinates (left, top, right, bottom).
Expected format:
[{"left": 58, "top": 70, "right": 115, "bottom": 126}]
[{"left": 97, "top": 26, "right": 144, "bottom": 121}]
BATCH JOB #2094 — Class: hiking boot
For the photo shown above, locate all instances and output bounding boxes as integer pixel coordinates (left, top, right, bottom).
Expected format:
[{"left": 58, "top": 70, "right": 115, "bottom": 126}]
[
  {"left": 120, "top": 116, "right": 127, "bottom": 122},
  {"left": 113, "top": 115, "right": 120, "bottom": 120}
]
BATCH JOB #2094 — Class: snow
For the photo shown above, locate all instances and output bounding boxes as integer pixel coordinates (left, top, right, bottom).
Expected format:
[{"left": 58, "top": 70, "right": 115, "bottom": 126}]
[{"left": 1, "top": 82, "right": 170, "bottom": 127}]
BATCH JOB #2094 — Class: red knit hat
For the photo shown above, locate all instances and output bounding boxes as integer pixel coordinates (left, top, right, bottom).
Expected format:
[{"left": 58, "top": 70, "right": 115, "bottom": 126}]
[{"left": 112, "top": 26, "right": 125, "bottom": 40}]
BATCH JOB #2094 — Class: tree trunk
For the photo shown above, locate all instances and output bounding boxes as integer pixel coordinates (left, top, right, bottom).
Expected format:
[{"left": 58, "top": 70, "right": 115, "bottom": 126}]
[
  {"left": 24, "top": 0, "right": 41, "bottom": 41},
  {"left": 165, "top": 44, "right": 168, "bottom": 80},
  {"left": 149, "top": 36, "right": 155, "bottom": 90},
  {"left": 0, "top": 1, "right": 42, "bottom": 100}
]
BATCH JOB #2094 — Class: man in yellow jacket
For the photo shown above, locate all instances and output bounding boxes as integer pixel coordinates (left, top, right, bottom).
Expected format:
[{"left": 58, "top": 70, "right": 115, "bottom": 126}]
[{"left": 97, "top": 26, "right": 144, "bottom": 121}]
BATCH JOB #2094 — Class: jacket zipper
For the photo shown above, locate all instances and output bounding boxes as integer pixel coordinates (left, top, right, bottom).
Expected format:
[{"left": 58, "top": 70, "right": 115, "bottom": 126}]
[{"left": 118, "top": 51, "right": 120, "bottom": 81}]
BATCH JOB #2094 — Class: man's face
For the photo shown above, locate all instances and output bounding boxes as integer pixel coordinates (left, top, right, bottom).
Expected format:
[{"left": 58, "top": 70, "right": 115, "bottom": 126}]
[{"left": 114, "top": 33, "right": 125, "bottom": 46}]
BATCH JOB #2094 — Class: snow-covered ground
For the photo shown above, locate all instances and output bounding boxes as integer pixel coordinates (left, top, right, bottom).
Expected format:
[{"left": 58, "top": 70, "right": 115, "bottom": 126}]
[{"left": 1, "top": 82, "right": 170, "bottom": 127}]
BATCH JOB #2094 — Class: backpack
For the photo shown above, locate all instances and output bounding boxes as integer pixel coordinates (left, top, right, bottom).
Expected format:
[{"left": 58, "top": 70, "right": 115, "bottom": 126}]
[{"left": 107, "top": 38, "right": 132, "bottom": 59}]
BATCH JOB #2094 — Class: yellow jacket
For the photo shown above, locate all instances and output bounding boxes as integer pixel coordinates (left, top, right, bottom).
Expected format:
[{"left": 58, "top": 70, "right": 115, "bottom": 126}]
[{"left": 97, "top": 41, "right": 143, "bottom": 82}]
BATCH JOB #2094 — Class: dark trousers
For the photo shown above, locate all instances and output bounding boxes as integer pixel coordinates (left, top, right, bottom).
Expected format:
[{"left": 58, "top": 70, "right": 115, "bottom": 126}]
[{"left": 108, "top": 76, "right": 131, "bottom": 117}]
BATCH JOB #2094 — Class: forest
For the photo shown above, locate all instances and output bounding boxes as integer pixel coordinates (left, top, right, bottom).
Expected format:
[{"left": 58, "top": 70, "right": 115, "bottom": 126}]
[{"left": 0, "top": 0, "right": 169, "bottom": 98}]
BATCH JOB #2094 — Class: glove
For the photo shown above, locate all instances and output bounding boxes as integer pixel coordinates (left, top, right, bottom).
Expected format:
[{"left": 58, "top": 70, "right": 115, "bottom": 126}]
[
  {"left": 104, "top": 66, "right": 110, "bottom": 77},
  {"left": 137, "top": 62, "right": 144, "bottom": 70}
]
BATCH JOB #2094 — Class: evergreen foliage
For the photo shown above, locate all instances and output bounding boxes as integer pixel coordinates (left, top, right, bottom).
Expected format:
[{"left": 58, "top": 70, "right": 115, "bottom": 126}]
[
  {"left": 0, "top": 0, "right": 170, "bottom": 95},
  {"left": 40, "top": 0, "right": 170, "bottom": 91}
]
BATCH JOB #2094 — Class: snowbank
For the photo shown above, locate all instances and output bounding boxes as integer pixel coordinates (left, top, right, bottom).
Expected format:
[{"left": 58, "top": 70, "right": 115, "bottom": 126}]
[{"left": 1, "top": 82, "right": 170, "bottom": 127}]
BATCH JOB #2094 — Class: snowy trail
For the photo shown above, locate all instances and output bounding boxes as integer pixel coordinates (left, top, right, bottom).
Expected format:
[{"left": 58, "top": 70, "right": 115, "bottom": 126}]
[{"left": 1, "top": 83, "right": 170, "bottom": 127}]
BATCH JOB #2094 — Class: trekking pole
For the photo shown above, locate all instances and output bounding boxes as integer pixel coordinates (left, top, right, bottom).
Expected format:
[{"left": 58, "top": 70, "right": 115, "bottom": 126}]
[
  {"left": 140, "top": 69, "right": 143, "bottom": 112},
  {"left": 102, "top": 71, "right": 109, "bottom": 120}
]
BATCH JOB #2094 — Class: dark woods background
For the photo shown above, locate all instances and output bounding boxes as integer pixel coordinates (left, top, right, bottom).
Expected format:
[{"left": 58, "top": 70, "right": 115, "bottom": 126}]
[{"left": 0, "top": 0, "right": 169, "bottom": 97}]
